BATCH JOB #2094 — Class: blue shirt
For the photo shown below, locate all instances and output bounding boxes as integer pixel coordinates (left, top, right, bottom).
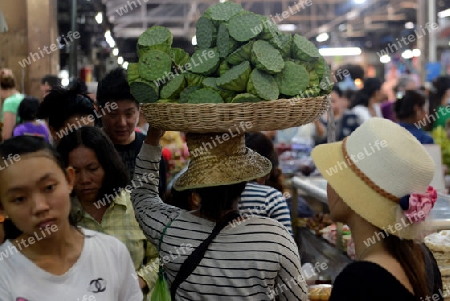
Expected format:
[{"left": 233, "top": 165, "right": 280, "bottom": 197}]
[{"left": 398, "top": 122, "right": 434, "bottom": 144}]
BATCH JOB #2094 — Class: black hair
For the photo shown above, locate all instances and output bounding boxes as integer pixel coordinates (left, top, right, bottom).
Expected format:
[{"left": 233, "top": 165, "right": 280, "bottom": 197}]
[
  {"left": 56, "top": 126, "right": 129, "bottom": 202},
  {"left": 245, "top": 132, "right": 283, "bottom": 192},
  {"left": 0, "top": 136, "right": 77, "bottom": 240},
  {"left": 384, "top": 235, "right": 435, "bottom": 299},
  {"left": 168, "top": 187, "right": 192, "bottom": 211},
  {"left": 17, "top": 96, "right": 40, "bottom": 123},
  {"left": 350, "top": 78, "right": 382, "bottom": 108},
  {"left": 245, "top": 132, "right": 279, "bottom": 170},
  {"left": 343, "top": 89, "right": 356, "bottom": 102},
  {"left": 68, "top": 78, "right": 88, "bottom": 94},
  {"left": 37, "top": 86, "right": 100, "bottom": 131},
  {"left": 394, "top": 90, "right": 426, "bottom": 120},
  {"left": 96, "top": 67, "right": 139, "bottom": 108},
  {"left": 171, "top": 182, "right": 247, "bottom": 221},
  {"left": 332, "top": 85, "right": 343, "bottom": 98},
  {"left": 41, "top": 74, "right": 61, "bottom": 88},
  {"left": 0, "top": 73, "right": 15, "bottom": 90},
  {"left": 196, "top": 182, "right": 247, "bottom": 221}
]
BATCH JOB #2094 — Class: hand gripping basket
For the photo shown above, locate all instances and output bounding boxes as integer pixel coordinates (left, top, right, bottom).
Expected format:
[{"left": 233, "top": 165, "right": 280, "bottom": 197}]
[{"left": 141, "top": 95, "right": 330, "bottom": 134}]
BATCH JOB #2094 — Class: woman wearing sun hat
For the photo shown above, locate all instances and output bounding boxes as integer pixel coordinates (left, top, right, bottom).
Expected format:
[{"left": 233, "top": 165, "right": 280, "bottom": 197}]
[
  {"left": 131, "top": 128, "right": 308, "bottom": 300},
  {"left": 311, "top": 117, "right": 443, "bottom": 300}
]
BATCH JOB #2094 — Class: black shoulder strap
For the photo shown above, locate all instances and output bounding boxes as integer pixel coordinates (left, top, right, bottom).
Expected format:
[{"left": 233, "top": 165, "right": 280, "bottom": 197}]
[{"left": 170, "top": 211, "right": 241, "bottom": 299}]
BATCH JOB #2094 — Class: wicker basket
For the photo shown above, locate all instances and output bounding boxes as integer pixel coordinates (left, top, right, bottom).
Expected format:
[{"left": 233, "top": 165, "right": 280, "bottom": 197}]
[{"left": 142, "top": 95, "right": 330, "bottom": 133}]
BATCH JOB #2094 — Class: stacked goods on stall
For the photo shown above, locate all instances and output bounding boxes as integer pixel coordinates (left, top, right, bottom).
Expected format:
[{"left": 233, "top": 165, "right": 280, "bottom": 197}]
[
  {"left": 425, "top": 230, "right": 450, "bottom": 297},
  {"left": 128, "top": 2, "right": 331, "bottom": 133}
]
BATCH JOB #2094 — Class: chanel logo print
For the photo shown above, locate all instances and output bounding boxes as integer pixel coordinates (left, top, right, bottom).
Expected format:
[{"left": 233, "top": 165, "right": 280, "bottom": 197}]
[{"left": 88, "top": 278, "right": 107, "bottom": 293}]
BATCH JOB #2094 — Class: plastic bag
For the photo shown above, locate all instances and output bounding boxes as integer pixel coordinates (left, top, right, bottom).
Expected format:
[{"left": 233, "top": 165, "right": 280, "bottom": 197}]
[{"left": 151, "top": 268, "right": 171, "bottom": 301}]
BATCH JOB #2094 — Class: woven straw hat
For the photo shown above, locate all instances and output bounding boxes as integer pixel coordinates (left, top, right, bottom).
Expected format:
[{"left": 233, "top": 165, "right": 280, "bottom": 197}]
[
  {"left": 311, "top": 118, "right": 435, "bottom": 239},
  {"left": 173, "top": 132, "right": 272, "bottom": 191}
]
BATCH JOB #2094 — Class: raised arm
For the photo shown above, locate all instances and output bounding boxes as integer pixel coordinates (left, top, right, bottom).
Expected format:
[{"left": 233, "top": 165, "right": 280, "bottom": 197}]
[{"left": 131, "top": 128, "right": 182, "bottom": 247}]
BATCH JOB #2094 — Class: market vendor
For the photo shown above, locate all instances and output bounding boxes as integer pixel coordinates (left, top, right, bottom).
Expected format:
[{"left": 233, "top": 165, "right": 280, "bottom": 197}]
[{"left": 131, "top": 128, "right": 308, "bottom": 300}]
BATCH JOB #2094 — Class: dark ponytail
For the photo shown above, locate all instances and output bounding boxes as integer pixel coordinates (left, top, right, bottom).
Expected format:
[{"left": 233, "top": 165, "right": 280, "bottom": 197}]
[
  {"left": 384, "top": 235, "right": 433, "bottom": 300},
  {"left": 37, "top": 86, "right": 100, "bottom": 131},
  {"left": 394, "top": 90, "right": 426, "bottom": 121}
]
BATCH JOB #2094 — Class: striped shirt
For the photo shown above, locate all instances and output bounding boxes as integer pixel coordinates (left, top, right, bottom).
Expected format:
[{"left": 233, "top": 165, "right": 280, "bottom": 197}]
[
  {"left": 131, "top": 143, "right": 308, "bottom": 301},
  {"left": 240, "top": 182, "right": 293, "bottom": 236}
]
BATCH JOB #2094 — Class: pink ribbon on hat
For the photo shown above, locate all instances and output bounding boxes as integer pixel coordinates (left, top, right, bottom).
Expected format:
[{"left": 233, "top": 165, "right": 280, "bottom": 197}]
[{"left": 400, "top": 186, "right": 437, "bottom": 223}]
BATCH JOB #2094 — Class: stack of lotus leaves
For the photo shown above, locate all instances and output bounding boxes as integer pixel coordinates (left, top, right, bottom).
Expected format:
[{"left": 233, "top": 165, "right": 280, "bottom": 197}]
[{"left": 127, "top": 2, "right": 332, "bottom": 104}]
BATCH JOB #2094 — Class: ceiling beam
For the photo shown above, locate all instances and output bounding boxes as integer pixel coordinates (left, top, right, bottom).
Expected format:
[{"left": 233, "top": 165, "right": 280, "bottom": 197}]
[
  {"left": 304, "top": 0, "right": 376, "bottom": 38},
  {"left": 114, "top": 27, "right": 195, "bottom": 38}
]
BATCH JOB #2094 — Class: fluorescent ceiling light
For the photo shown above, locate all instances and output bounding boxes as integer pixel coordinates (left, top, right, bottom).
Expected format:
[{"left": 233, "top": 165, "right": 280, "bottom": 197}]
[
  {"left": 112, "top": 48, "right": 119, "bottom": 56},
  {"left": 380, "top": 55, "right": 391, "bottom": 64},
  {"left": 122, "top": 61, "right": 129, "bottom": 69},
  {"left": 438, "top": 9, "right": 450, "bottom": 18},
  {"left": 405, "top": 22, "right": 414, "bottom": 29},
  {"left": 278, "top": 24, "right": 297, "bottom": 32},
  {"left": 95, "top": 12, "right": 103, "bottom": 24},
  {"left": 402, "top": 49, "right": 413, "bottom": 59},
  {"left": 316, "top": 32, "right": 329, "bottom": 42},
  {"left": 319, "top": 47, "right": 362, "bottom": 56},
  {"left": 354, "top": 0, "right": 366, "bottom": 4},
  {"left": 105, "top": 30, "right": 115, "bottom": 48},
  {"left": 118, "top": 56, "right": 124, "bottom": 65},
  {"left": 191, "top": 36, "right": 197, "bottom": 46},
  {"left": 58, "top": 70, "right": 69, "bottom": 79},
  {"left": 412, "top": 49, "right": 421, "bottom": 57}
]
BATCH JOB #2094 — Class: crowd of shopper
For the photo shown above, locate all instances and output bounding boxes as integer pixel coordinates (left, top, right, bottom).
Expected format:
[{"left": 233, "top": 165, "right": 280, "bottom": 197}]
[{"left": 0, "top": 65, "right": 448, "bottom": 300}]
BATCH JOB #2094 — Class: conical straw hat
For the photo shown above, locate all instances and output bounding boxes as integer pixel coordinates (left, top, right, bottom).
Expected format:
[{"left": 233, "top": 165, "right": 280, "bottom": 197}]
[{"left": 174, "top": 132, "right": 272, "bottom": 191}]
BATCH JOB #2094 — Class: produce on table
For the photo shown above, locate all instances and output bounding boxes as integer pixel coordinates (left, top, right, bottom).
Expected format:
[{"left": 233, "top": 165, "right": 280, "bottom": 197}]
[
  {"left": 128, "top": 3, "right": 332, "bottom": 104},
  {"left": 305, "top": 213, "right": 333, "bottom": 235}
]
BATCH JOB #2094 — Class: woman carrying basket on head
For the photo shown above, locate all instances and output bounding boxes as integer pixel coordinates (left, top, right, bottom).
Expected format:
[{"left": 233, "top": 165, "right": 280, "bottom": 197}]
[{"left": 131, "top": 127, "right": 308, "bottom": 300}]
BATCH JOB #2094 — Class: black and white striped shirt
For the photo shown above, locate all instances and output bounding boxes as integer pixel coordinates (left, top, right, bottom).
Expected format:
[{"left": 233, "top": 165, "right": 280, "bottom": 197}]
[
  {"left": 240, "top": 182, "right": 293, "bottom": 236},
  {"left": 131, "top": 144, "right": 308, "bottom": 301}
]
